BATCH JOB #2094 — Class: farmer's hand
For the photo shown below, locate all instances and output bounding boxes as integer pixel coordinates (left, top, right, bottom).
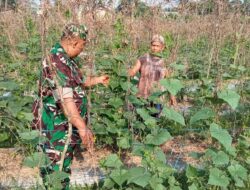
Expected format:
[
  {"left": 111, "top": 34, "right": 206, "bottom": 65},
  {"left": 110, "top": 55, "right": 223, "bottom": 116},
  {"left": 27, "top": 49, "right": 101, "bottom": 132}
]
[
  {"left": 169, "top": 95, "right": 177, "bottom": 107},
  {"left": 98, "top": 75, "right": 110, "bottom": 86},
  {"left": 78, "top": 127, "right": 94, "bottom": 152}
]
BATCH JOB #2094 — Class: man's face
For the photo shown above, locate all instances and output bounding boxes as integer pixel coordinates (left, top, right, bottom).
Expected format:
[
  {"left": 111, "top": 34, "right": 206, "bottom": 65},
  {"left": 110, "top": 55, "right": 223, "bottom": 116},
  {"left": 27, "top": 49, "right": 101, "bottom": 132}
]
[
  {"left": 68, "top": 38, "right": 86, "bottom": 58},
  {"left": 151, "top": 41, "right": 164, "bottom": 53}
]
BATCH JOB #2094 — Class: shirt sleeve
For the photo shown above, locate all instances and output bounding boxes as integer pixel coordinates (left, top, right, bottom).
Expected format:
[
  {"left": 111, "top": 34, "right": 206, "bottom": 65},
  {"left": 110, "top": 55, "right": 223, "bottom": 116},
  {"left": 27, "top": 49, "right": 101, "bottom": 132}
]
[
  {"left": 138, "top": 54, "right": 147, "bottom": 65},
  {"left": 51, "top": 54, "right": 84, "bottom": 88},
  {"left": 52, "top": 87, "right": 73, "bottom": 101}
]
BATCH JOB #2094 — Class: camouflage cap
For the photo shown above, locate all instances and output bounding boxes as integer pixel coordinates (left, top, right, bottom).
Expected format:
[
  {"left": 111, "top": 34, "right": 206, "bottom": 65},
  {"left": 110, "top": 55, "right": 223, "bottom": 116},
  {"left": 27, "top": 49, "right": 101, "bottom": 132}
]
[
  {"left": 62, "top": 23, "right": 88, "bottom": 40},
  {"left": 151, "top": 34, "right": 165, "bottom": 45}
]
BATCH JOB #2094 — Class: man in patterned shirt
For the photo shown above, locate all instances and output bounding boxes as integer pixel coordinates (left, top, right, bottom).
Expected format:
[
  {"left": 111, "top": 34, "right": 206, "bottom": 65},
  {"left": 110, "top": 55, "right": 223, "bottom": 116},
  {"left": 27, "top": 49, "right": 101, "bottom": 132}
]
[
  {"left": 129, "top": 34, "right": 177, "bottom": 114},
  {"left": 32, "top": 23, "right": 109, "bottom": 189}
]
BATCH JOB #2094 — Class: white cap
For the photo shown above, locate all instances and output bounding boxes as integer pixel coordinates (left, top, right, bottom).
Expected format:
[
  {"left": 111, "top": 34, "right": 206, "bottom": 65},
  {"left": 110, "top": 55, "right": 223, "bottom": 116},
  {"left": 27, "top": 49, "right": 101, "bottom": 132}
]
[{"left": 151, "top": 34, "right": 165, "bottom": 45}]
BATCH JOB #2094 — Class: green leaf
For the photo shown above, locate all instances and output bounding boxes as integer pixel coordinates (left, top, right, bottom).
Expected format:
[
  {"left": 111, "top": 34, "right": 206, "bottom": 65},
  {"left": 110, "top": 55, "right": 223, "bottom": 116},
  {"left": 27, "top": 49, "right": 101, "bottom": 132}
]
[
  {"left": 148, "top": 91, "right": 164, "bottom": 101},
  {"left": 153, "top": 183, "right": 165, "bottom": 190},
  {"left": 114, "top": 54, "right": 125, "bottom": 62},
  {"left": 107, "top": 125, "right": 119, "bottom": 134},
  {"left": 20, "top": 96, "right": 33, "bottom": 106},
  {"left": 170, "top": 63, "right": 186, "bottom": 71},
  {"left": 99, "top": 58, "right": 112, "bottom": 66},
  {"left": 35, "top": 136, "right": 48, "bottom": 145},
  {"left": 128, "top": 95, "right": 145, "bottom": 106},
  {"left": 136, "top": 108, "right": 151, "bottom": 121},
  {"left": 109, "top": 79, "right": 120, "bottom": 90},
  {"left": 108, "top": 97, "right": 124, "bottom": 108},
  {"left": 190, "top": 108, "right": 215, "bottom": 125},
  {"left": 155, "top": 149, "right": 166, "bottom": 163},
  {"left": 130, "top": 85, "right": 139, "bottom": 94},
  {"left": 19, "top": 130, "right": 40, "bottom": 141},
  {"left": 120, "top": 81, "right": 132, "bottom": 91},
  {"left": 104, "top": 154, "right": 123, "bottom": 168},
  {"left": 117, "top": 119, "right": 126, "bottom": 127},
  {"left": 149, "top": 176, "right": 164, "bottom": 190},
  {"left": 127, "top": 167, "right": 145, "bottom": 180},
  {"left": 144, "top": 118, "right": 157, "bottom": 127},
  {"left": 127, "top": 167, "right": 151, "bottom": 188},
  {"left": 189, "top": 152, "right": 203, "bottom": 159},
  {"left": 210, "top": 123, "right": 232, "bottom": 151},
  {"left": 93, "top": 124, "right": 107, "bottom": 135},
  {"left": 188, "top": 183, "right": 198, "bottom": 190},
  {"left": 21, "top": 112, "right": 34, "bottom": 122},
  {"left": 170, "top": 186, "right": 182, "bottom": 190},
  {"left": 186, "top": 165, "right": 198, "bottom": 179},
  {"left": 131, "top": 175, "right": 151, "bottom": 188},
  {"left": 23, "top": 152, "right": 51, "bottom": 168},
  {"left": 7, "top": 100, "right": 23, "bottom": 117},
  {"left": 110, "top": 169, "right": 128, "bottom": 186},
  {"left": 218, "top": 90, "right": 240, "bottom": 110},
  {"left": 103, "top": 178, "right": 115, "bottom": 189},
  {"left": 0, "top": 101, "right": 7, "bottom": 108},
  {"left": 17, "top": 42, "right": 28, "bottom": 52},
  {"left": 136, "top": 108, "right": 156, "bottom": 127},
  {"left": 246, "top": 158, "right": 250, "bottom": 165},
  {"left": 168, "top": 176, "right": 181, "bottom": 190},
  {"left": 46, "top": 171, "right": 69, "bottom": 189},
  {"left": 145, "top": 129, "right": 172, "bottom": 145},
  {"left": 0, "top": 132, "right": 9, "bottom": 142},
  {"left": 0, "top": 81, "right": 19, "bottom": 90},
  {"left": 47, "top": 171, "right": 69, "bottom": 181},
  {"left": 161, "top": 107, "right": 185, "bottom": 126},
  {"left": 228, "top": 164, "right": 248, "bottom": 187},
  {"left": 212, "top": 151, "right": 229, "bottom": 166},
  {"left": 117, "top": 67, "right": 127, "bottom": 77},
  {"left": 208, "top": 168, "right": 229, "bottom": 188},
  {"left": 160, "top": 79, "right": 183, "bottom": 95},
  {"left": 117, "top": 136, "right": 130, "bottom": 149},
  {"left": 205, "top": 149, "right": 217, "bottom": 158},
  {"left": 132, "top": 142, "right": 147, "bottom": 156}
]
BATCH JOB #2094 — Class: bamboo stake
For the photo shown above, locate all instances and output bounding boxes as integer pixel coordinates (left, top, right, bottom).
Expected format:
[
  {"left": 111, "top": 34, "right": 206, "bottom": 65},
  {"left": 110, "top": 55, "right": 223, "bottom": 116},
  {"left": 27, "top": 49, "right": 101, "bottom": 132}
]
[
  {"left": 40, "top": 0, "right": 73, "bottom": 172},
  {"left": 4, "top": 0, "right": 7, "bottom": 11}
]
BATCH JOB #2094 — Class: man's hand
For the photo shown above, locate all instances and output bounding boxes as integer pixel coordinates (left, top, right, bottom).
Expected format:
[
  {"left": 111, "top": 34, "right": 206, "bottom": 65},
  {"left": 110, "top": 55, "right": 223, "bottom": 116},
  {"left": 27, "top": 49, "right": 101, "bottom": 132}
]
[
  {"left": 78, "top": 127, "right": 94, "bottom": 152},
  {"left": 169, "top": 95, "right": 177, "bottom": 106},
  {"left": 165, "top": 68, "right": 172, "bottom": 77},
  {"left": 128, "top": 60, "right": 141, "bottom": 77},
  {"left": 83, "top": 75, "right": 109, "bottom": 87},
  {"left": 98, "top": 75, "right": 110, "bottom": 86}
]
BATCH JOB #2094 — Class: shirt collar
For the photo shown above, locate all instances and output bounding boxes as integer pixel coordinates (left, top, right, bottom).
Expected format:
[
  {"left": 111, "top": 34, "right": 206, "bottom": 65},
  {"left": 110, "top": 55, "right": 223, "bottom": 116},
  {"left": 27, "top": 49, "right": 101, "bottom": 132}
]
[
  {"left": 50, "top": 42, "right": 66, "bottom": 55},
  {"left": 149, "top": 52, "right": 163, "bottom": 58}
]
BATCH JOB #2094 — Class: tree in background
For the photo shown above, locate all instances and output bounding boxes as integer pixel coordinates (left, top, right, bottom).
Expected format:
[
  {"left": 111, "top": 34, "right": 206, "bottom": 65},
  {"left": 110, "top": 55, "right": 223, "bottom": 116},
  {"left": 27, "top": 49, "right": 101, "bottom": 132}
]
[{"left": 0, "top": 0, "right": 16, "bottom": 11}]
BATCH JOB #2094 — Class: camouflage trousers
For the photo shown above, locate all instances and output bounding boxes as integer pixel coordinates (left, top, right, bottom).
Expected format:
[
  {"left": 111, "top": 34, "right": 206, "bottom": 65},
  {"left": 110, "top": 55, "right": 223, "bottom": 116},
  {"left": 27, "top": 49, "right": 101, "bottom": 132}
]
[
  {"left": 32, "top": 96, "right": 87, "bottom": 189},
  {"left": 32, "top": 99, "right": 83, "bottom": 190},
  {"left": 39, "top": 126, "right": 81, "bottom": 190}
]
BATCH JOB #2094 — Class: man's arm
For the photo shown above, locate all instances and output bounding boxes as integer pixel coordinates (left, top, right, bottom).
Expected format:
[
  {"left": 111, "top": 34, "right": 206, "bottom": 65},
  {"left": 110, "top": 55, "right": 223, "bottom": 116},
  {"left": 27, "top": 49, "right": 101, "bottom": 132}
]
[
  {"left": 83, "top": 75, "right": 109, "bottom": 87},
  {"left": 128, "top": 60, "right": 141, "bottom": 77},
  {"left": 165, "top": 68, "right": 172, "bottom": 78},
  {"left": 63, "top": 98, "right": 94, "bottom": 150},
  {"left": 169, "top": 95, "right": 177, "bottom": 106}
]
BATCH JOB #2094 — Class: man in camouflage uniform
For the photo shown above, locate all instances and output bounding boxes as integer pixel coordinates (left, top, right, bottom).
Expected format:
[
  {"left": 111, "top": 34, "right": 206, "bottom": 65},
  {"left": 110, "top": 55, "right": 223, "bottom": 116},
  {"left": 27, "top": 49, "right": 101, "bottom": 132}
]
[
  {"left": 129, "top": 35, "right": 177, "bottom": 114},
  {"left": 32, "top": 24, "right": 109, "bottom": 189}
]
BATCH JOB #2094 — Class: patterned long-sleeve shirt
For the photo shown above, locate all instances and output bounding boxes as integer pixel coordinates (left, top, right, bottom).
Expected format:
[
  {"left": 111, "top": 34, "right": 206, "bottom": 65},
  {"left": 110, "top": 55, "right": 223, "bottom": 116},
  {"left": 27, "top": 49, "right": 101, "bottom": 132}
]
[{"left": 137, "top": 53, "right": 166, "bottom": 99}]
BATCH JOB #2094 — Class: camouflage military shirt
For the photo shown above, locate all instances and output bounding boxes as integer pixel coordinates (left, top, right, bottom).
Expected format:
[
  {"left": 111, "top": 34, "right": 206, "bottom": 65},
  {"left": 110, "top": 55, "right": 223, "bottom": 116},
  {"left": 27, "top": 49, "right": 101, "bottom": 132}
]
[{"left": 32, "top": 42, "right": 87, "bottom": 159}]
